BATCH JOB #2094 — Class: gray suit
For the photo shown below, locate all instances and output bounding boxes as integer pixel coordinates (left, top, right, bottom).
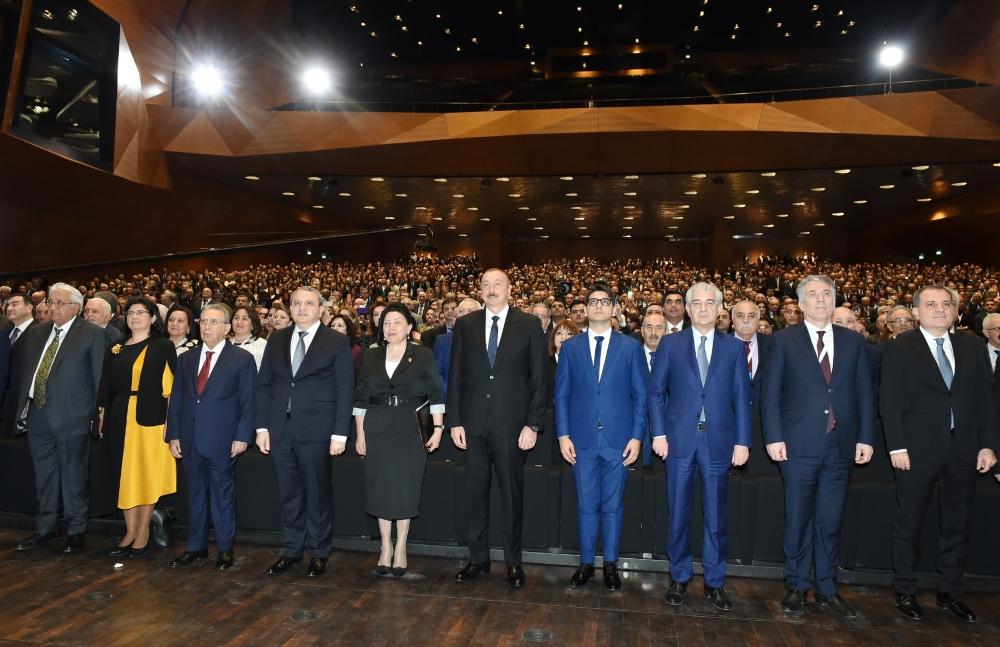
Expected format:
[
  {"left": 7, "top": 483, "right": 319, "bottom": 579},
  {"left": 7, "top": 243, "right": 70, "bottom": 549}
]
[{"left": 16, "top": 316, "right": 105, "bottom": 535}]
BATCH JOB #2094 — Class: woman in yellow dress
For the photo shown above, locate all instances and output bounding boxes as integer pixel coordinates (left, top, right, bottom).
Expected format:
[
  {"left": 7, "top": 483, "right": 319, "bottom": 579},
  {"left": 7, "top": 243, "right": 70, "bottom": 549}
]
[{"left": 103, "top": 297, "right": 177, "bottom": 558}]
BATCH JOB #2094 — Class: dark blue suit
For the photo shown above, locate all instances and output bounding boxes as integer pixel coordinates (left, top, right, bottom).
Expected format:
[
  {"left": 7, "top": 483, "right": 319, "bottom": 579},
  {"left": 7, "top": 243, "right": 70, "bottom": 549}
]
[
  {"left": 166, "top": 342, "right": 256, "bottom": 551},
  {"left": 555, "top": 330, "right": 647, "bottom": 564},
  {"left": 760, "top": 323, "right": 875, "bottom": 595},
  {"left": 432, "top": 331, "right": 452, "bottom": 398},
  {"left": 648, "top": 328, "right": 751, "bottom": 586},
  {"left": 0, "top": 331, "right": 8, "bottom": 413}
]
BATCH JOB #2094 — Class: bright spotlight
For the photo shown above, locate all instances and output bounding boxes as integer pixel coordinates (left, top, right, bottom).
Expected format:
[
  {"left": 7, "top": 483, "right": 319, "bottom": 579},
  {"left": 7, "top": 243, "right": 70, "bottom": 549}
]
[
  {"left": 301, "top": 66, "right": 332, "bottom": 95},
  {"left": 191, "top": 63, "right": 225, "bottom": 98},
  {"left": 879, "top": 44, "right": 904, "bottom": 68}
]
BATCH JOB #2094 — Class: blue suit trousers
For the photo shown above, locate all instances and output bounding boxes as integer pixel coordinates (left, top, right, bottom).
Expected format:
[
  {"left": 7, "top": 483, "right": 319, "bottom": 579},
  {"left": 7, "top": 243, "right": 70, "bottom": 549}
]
[{"left": 572, "top": 431, "right": 628, "bottom": 564}]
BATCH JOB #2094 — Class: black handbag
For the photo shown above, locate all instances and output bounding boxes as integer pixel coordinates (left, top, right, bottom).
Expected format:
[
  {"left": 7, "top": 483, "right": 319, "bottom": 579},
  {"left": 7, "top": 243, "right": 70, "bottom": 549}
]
[{"left": 149, "top": 506, "right": 175, "bottom": 549}]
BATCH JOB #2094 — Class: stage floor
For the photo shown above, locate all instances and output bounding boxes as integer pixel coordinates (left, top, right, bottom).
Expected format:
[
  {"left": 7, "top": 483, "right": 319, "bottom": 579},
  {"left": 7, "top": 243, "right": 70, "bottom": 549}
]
[{"left": 0, "top": 528, "right": 996, "bottom": 646}]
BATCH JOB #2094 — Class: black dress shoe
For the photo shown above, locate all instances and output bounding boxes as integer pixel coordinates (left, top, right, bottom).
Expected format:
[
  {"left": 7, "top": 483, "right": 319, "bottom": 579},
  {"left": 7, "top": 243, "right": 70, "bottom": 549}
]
[
  {"left": 603, "top": 564, "right": 622, "bottom": 591},
  {"left": 455, "top": 561, "right": 491, "bottom": 582},
  {"left": 62, "top": 533, "right": 86, "bottom": 554},
  {"left": 665, "top": 580, "right": 688, "bottom": 606},
  {"left": 216, "top": 550, "right": 234, "bottom": 571},
  {"left": 16, "top": 531, "right": 60, "bottom": 552},
  {"left": 376, "top": 565, "right": 390, "bottom": 576},
  {"left": 895, "top": 593, "right": 923, "bottom": 621},
  {"left": 129, "top": 543, "right": 149, "bottom": 559},
  {"left": 506, "top": 564, "right": 526, "bottom": 589},
  {"left": 705, "top": 586, "right": 733, "bottom": 611},
  {"left": 169, "top": 550, "right": 209, "bottom": 567},
  {"left": 569, "top": 564, "right": 595, "bottom": 587},
  {"left": 265, "top": 556, "right": 301, "bottom": 575},
  {"left": 814, "top": 593, "right": 857, "bottom": 618},
  {"left": 937, "top": 592, "right": 976, "bottom": 623},
  {"left": 391, "top": 567, "right": 407, "bottom": 578},
  {"left": 306, "top": 557, "right": 327, "bottom": 577},
  {"left": 781, "top": 589, "right": 807, "bottom": 613}
]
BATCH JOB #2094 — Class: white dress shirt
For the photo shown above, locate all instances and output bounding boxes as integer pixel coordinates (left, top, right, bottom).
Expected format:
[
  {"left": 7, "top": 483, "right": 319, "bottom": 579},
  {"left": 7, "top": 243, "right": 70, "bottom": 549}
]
[
  {"left": 736, "top": 334, "right": 759, "bottom": 379},
  {"left": 644, "top": 345, "right": 655, "bottom": 372},
  {"left": 484, "top": 304, "right": 510, "bottom": 350},
  {"left": 289, "top": 320, "right": 322, "bottom": 364},
  {"left": 587, "top": 326, "right": 612, "bottom": 381},
  {"left": 196, "top": 339, "right": 227, "bottom": 380},
  {"left": 29, "top": 316, "right": 76, "bottom": 399},
  {"left": 804, "top": 319, "right": 835, "bottom": 371},
  {"left": 988, "top": 342, "right": 1000, "bottom": 373},
  {"left": 9, "top": 317, "right": 33, "bottom": 342},
  {"left": 691, "top": 327, "right": 715, "bottom": 365},
  {"left": 918, "top": 326, "right": 955, "bottom": 374},
  {"left": 666, "top": 320, "right": 686, "bottom": 334}
]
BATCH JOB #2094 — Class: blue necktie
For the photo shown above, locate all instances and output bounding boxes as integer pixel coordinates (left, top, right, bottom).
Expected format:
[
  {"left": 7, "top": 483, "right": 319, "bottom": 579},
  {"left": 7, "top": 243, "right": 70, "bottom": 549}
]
[
  {"left": 697, "top": 335, "right": 708, "bottom": 422},
  {"left": 487, "top": 315, "right": 499, "bottom": 367},
  {"left": 593, "top": 335, "right": 604, "bottom": 382},
  {"left": 936, "top": 337, "right": 954, "bottom": 429}
]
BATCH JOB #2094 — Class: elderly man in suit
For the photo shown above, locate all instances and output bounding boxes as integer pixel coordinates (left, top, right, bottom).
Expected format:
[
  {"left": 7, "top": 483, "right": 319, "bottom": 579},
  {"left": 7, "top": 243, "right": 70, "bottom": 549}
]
[
  {"left": 761, "top": 275, "right": 875, "bottom": 618},
  {"left": 167, "top": 303, "right": 257, "bottom": 571},
  {"left": 649, "top": 283, "right": 751, "bottom": 610},
  {"left": 83, "top": 298, "right": 123, "bottom": 345},
  {"left": 449, "top": 269, "right": 548, "bottom": 589},
  {"left": 555, "top": 284, "right": 647, "bottom": 591},
  {"left": 881, "top": 286, "right": 998, "bottom": 623},
  {"left": 638, "top": 311, "right": 668, "bottom": 465},
  {"left": 256, "top": 286, "right": 354, "bottom": 578},
  {"left": 433, "top": 298, "right": 481, "bottom": 398},
  {"left": 14, "top": 283, "right": 105, "bottom": 554}
]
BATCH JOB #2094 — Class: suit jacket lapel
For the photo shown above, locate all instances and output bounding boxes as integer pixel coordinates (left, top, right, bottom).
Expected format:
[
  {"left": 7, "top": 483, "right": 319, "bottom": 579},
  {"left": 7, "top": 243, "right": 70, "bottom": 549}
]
[
  {"left": 598, "top": 331, "right": 618, "bottom": 385},
  {"left": 913, "top": 331, "right": 949, "bottom": 391},
  {"left": 297, "top": 327, "right": 328, "bottom": 377},
  {"left": 493, "top": 310, "right": 516, "bottom": 369},
  {"left": 471, "top": 309, "right": 488, "bottom": 365},
  {"left": 47, "top": 318, "right": 82, "bottom": 378},
  {"left": 389, "top": 343, "right": 418, "bottom": 381},
  {"left": 683, "top": 330, "right": 702, "bottom": 390},
  {"left": 793, "top": 324, "right": 828, "bottom": 385},
  {"left": 704, "top": 333, "right": 724, "bottom": 385},
  {"left": 202, "top": 343, "right": 233, "bottom": 395}
]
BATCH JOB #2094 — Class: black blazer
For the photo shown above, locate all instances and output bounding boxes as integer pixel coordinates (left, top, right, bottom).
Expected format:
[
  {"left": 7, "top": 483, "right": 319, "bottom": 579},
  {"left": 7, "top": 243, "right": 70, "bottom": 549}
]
[
  {"left": 421, "top": 324, "right": 447, "bottom": 350},
  {"left": 15, "top": 317, "right": 106, "bottom": 434},
  {"left": 746, "top": 332, "right": 772, "bottom": 418},
  {"left": 354, "top": 343, "right": 445, "bottom": 436},
  {"left": 446, "top": 307, "right": 548, "bottom": 437},
  {"left": 255, "top": 324, "right": 354, "bottom": 443},
  {"left": 880, "top": 329, "right": 999, "bottom": 462},
  {"left": 100, "top": 337, "right": 176, "bottom": 427}
]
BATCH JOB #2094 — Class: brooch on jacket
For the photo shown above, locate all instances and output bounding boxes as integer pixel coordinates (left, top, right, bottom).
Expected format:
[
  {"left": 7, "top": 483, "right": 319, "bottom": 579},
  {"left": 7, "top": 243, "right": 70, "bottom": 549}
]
[{"left": 111, "top": 344, "right": 122, "bottom": 355}]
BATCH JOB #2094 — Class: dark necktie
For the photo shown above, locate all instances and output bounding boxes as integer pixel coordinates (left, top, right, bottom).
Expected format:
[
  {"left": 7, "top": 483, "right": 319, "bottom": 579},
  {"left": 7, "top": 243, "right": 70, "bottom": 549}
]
[
  {"left": 994, "top": 349, "right": 1000, "bottom": 379},
  {"left": 196, "top": 351, "right": 214, "bottom": 396},
  {"left": 487, "top": 315, "right": 499, "bottom": 367},
  {"left": 744, "top": 339, "right": 752, "bottom": 378},
  {"left": 9, "top": 327, "right": 19, "bottom": 344},
  {"left": 593, "top": 335, "right": 604, "bottom": 382},
  {"left": 816, "top": 331, "right": 834, "bottom": 432}
]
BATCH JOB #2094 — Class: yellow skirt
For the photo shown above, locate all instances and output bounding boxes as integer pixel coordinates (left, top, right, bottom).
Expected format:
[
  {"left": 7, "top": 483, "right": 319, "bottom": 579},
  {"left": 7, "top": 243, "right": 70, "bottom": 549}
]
[{"left": 118, "top": 395, "right": 177, "bottom": 509}]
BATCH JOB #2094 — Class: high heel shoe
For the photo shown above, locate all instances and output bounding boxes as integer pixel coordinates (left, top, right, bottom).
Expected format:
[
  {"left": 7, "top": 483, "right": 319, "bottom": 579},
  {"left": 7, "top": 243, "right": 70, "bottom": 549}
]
[
  {"left": 376, "top": 564, "right": 390, "bottom": 576},
  {"left": 109, "top": 542, "right": 133, "bottom": 558},
  {"left": 129, "top": 543, "right": 149, "bottom": 558},
  {"left": 391, "top": 566, "right": 407, "bottom": 578}
]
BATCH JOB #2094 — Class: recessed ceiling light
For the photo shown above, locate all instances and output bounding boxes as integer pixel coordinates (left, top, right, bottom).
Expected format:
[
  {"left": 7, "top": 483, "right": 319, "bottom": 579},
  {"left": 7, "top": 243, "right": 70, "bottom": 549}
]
[
  {"left": 452, "top": 193, "right": 464, "bottom": 198},
  {"left": 533, "top": 226, "right": 544, "bottom": 230},
  {"left": 623, "top": 205, "right": 635, "bottom": 209},
  {"left": 734, "top": 203, "right": 746, "bottom": 208},
  {"left": 879, "top": 184, "right": 895, "bottom": 189},
  {"left": 434, "top": 178, "right": 447, "bottom": 183},
  {"left": 853, "top": 199, "right": 868, "bottom": 204},
  {"left": 338, "top": 192, "right": 351, "bottom": 197},
  {"left": 580, "top": 235, "right": 590, "bottom": 238},
  {"left": 801, "top": 231, "right": 811, "bottom": 235},
  {"left": 684, "top": 190, "right": 698, "bottom": 195},
  {"left": 496, "top": 177, "right": 510, "bottom": 182},
  {"left": 245, "top": 175, "right": 260, "bottom": 180},
  {"left": 755, "top": 232, "right": 764, "bottom": 236},
  {"left": 566, "top": 192, "right": 578, "bottom": 197},
  {"left": 432, "top": 217, "right": 443, "bottom": 221},
  {"left": 691, "top": 173, "right": 707, "bottom": 179},
  {"left": 540, "top": 235, "right": 550, "bottom": 239},
  {"left": 395, "top": 193, "right": 407, "bottom": 197},
  {"left": 370, "top": 177, "right": 384, "bottom": 182},
  {"left": 993, "top": 162, "right": 1000, "bottom": 167},
  {"left": 672, "top": 215, "right": 684, "bottom": 220},
  {"left": 832, "top": 212, "right": 844, "bottom": 216},
  {"left": 307, "top": 176, "right": 322, "bottom": 181},
  {"left": 810, "top": 187, "right": 826, "bottom": 192},
  {"left": 623, "top": 216, "right": 634, "bottom": 220},
  {"left": 468, "top": 207, "right": 479, "bottom": 211},
  {"left": 527, "top": 217, "right": 537, "bottom": 221},
  {"left": 560, "top": 176, "right": 574, "bottom": 181},
  {"left": 624, "top": 191, "right": 637, "bottom": 196},
  {"left": 577, "top": 226, "right": 588, "bottom": 230},
  {"left": 917, "top": 197, "right": 932, "bottom": 202},
  {"left": 834, "top": 168, "right": 852, "bottom": 174},
  {"left": 415, "top": 206, "right": 427, "bottom": 210},
  {"left": 312, "top": 205, "right": 324, "bottom": 209},
  {"left": 622, "top": 235, "right": 632, "bottom": 238},
  {"left": 570, "top": 206, "right": 583, "bottom": 210},
  {"left": 573, "top": 216, "right": 585, "bottom": 221},
  {"left": 793, "top": 202, "right": 806, "bottom": 206},
  {"left": 516, "top": 207, "right": 530, "bottom": 212},
  {"left": 815, "top": 223, "right": 826, "bottom": 227},
  {"left": 760, "top": 172, "right": 776, "bottom": 177},
  {"left": 764, "top": 223, "right": 775, "bottom": 228},
  {"left": 912, "top": 165, "right": 929, "bottom": 171},
  {"left": 446, "top": 225, "right": 456, "bottom": 229},
  {"left": 777, "top": 213, "right": 789, "bottom": 218},
  {"left": 384, "top": 216, "right": 395, "bottom": 220},
  {"left": 480, "top": 218, "right": 490, "bottom": 222},
  {"left": 625, "top": 174, "right": 639, "bottom": 180},
  {"left": 678, "top": 204, "right": 690, "bottom": 209},
  {"left": 622, "top": 226, "right": 632, "bottom": 230},
  {"left": 458, "top": 233, "right": 468, "bottom": 237},
  {"left": 282, "top": 192, "right": 295, "bottom": 196},
  {"left": 508, "top": 193, "right": 521, "bottom": 198},
  {"left": 669, "top": 225, "right": 679, "bottom": 229},
  {"left": 363, "top": 205, "right": 375, "bottom": 209},
  {"left": 724, "top": 215, "right": 735, "bottom": 220},
  {"left": 746, "top": 189, "right": 760, "bottom": 194},
  {"left": 951, "top": 181, "right": 967, "bottom": 187}
]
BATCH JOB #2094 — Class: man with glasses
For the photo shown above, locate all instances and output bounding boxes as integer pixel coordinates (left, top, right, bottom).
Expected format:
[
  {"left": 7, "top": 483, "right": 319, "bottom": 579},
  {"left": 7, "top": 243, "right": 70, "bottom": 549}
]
[
  {"left": 555, "top": 285, "right": 647, "bottom": 591},
  {"left": 880, "top": 285, "right": 998, "bottom": 623},
  {"left": 14, "top": 284, "right": 106, "bottom": 554}
]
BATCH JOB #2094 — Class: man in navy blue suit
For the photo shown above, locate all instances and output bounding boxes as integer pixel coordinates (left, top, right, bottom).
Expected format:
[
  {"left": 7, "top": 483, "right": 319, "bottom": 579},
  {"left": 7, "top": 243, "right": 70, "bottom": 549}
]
[
  {"left": 648, "top": 282, "right": 751, "bottom": 610},
  {"left": 555, "top": 284, "right": 647, "bottom": 590},
  {"left": 761, "top": 275, "right": 875, "bottom": 618},
  {"left": 166, "top": 303, "right": 257, "bottom": 571}
]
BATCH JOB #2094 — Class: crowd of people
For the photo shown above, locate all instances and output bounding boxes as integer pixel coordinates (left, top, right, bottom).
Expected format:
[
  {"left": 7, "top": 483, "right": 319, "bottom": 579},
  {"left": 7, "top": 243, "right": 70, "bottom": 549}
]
[{"left": 1, "top": 252, "right": 999, "bottom": 624}]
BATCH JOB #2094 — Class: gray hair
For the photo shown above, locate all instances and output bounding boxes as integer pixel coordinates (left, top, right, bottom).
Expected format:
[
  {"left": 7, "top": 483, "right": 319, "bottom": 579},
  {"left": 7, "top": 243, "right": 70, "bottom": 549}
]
[
  {"left": 458, "top": 298, "right": 482, "bottom": 311},
  {"left": 685, "top": 282, "right": 723, "bottom": 306},
  {"left": 85, "top": 298, "right": 111, "bottom": 315},
  {"left": 983, "top": 313, "right": 1000, "bottom": 329},
  {"left": 291, "top": 286, "right": 323, "bottom": 302},
  {"left": 202, "top": 303, "right": 232, "bottom": 323},
  {"left": 531, "top": 302, "right": 551, "bottom": 315},
  {"left": 49, "top": 282, "right": 84, "bottom": 308},
  {"left": 913, "top": 284, "right": 959, "bottom": 308},
  {"left": 795, "top": 275, "right": 837, "bottom": 303},
  {"left": 888, "top": 305, "right": 912, "bottom": 321}
]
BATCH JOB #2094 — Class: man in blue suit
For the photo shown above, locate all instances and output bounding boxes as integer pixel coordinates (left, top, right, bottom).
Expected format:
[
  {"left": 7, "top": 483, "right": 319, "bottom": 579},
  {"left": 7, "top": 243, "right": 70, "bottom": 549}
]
[
  {"left": 555, "top": 284, "right": 647, "bottom": 591},
  {"left": 433, "top": 298, "right": 481, "bottom": 398},
  {"left": 166, "top": 303, "right": 256, "bottom": 571},
  {"left": 648, "top": 282, "right": 751, "bottom": 610},
  {"left": 761, "top": 275, "right": 875, "bottom": 618}
]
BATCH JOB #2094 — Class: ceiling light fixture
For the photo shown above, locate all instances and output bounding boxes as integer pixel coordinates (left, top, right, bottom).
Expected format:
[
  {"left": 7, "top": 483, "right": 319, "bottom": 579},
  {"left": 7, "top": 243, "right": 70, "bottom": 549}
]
[{"left": 834, "top": 168, "right": 852, "bottom": 174}]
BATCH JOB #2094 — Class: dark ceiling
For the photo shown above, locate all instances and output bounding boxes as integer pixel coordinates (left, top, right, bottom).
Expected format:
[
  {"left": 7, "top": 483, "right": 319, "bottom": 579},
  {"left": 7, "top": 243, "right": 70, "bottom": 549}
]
[{"left": 214, "top": 161, "right": 999, "bottom": 242}]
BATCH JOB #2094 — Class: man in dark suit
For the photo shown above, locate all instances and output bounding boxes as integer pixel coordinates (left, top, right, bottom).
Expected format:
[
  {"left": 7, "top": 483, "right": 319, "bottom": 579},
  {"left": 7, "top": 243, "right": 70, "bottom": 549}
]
[
  {"left": 1, "top": 294, "right": 38, "bottom": 437},
  {"left": 983, "top": 313, "right": 1000, "bottom": 484},
  {"left": 732, "top": 300, "right": 771, "bottom": 428},
  {"left": 13, "top": 283, "right": 105, "bottom": 554},
  {"left": 83, "top": 298, "right": 123, "bottom": 345},
  {"left": 433, "top": 298, "right": 481, "bottom": 398},
  {"left": 193, "top": 287, "right": 216, "bottom": 320},
  {"left": 555, "top": 284, "right": 647, "bottom": 591},
  {"left": 761, "top": 275, "right": 875, "bottom": 618},
  {"left": 167, "top": 303, "right": 257, "bottom": 571},
  {"left": 421, "top": 299, "right": 457, "bottom": 350},
  {"left": 649, "top": 283, "right": 751, "bottom": 610},
  {"left": 449, "top": 269, "right": 548, "bottom": 588},
  {"left": 638, "top": 311, "right": 667, "bottom": 465},
  {"left": 255, "top": 286, "right": 354, "bottom": 578},
  {"left": 880, "top": 286, "right": 998, "bottom": 623}
]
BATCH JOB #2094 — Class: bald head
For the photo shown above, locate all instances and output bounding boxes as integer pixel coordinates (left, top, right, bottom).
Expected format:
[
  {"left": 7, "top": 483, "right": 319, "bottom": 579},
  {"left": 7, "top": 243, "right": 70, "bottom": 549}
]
[{"left": 832, "top": 307, "right": 857, "bottom": 329}]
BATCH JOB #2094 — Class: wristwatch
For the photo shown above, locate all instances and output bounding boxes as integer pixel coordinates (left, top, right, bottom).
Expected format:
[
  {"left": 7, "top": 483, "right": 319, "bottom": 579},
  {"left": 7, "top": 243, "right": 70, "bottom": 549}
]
[
  {"left": 528, "top": 425, "right": 540, "bottom": 433},
  {"left": 433, "top": 424, "right": 445, "bottom": 431}
]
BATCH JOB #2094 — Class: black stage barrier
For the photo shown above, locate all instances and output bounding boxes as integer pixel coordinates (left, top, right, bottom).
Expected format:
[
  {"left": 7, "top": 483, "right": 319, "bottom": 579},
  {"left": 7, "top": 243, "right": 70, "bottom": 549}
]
[{"left": 2, "top": 436, "right": 999, "bottom": 589}]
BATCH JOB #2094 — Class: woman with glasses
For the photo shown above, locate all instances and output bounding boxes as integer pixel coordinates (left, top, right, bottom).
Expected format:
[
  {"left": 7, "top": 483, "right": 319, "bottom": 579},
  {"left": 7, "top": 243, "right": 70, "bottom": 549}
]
[
  {"left": 101, "top": 297, "right": 177, "bottom": 558},
  {"left": 229, "top": 305, "right": 266, "bottom": 371}
]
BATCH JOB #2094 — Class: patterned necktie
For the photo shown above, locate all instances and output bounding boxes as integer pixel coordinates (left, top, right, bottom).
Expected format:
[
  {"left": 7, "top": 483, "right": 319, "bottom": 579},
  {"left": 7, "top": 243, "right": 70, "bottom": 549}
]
[
  {"left": 292, "top": 330, "right": 307, "bottom": 375},
  {"left": 593, "top": 335, "right": 604, "bottom": 382},
  {"left": 9, "top": 327, "right": 19, "bottom": 344},
  {"left": 697, "top": 335, "right": 708, "bottom": 422},
  {"left": 487, "top": 315, "right": 499, "bottom": 368},
  {"left": 816, "top": 331, "right": 835, "bottom": 432},
  {"left": 744, "top": 339, "right": 753, "bottom": 378},
  {"left": 32, "top": 327, "right": 62, "bottom": 407},
  {"left": 196, "top": 351, "right": 214, "bottom": 396},
  {"left": 670, "top": 326, "right": 679, "bottom": 334}
]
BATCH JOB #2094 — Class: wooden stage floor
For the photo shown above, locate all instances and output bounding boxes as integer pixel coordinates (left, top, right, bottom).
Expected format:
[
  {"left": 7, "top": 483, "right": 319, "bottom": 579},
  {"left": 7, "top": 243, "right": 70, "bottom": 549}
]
[{"left": 0, "top": 529, "right": 997, "bottom": 646}]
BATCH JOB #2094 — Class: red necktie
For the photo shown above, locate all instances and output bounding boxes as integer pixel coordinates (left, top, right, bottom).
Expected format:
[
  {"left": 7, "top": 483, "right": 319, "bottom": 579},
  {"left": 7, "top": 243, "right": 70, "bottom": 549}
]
[
  {"left": 196, "top": 351, "right": 214, "bottom": 396},
  {"left": 816, "top": 331, "right": 834, "bottom": 432}
]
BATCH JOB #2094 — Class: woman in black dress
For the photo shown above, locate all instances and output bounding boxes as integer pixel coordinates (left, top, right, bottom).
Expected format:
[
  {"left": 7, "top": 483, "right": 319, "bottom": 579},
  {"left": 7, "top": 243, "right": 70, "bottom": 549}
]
[{"left": 353, "top": 303, "right": 445, "bottom": 577}]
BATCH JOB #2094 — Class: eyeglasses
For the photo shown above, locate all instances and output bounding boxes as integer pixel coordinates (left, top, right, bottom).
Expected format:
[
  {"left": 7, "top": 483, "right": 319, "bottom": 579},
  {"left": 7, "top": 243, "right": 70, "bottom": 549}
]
[
  {"left": 888, "top": 318, "right": 913, "bottom": 325},
  {"left": 985, "top": 327, "right": 1000, "bottom": 333},
  {"left": 200, "top": 318, "right": 226, "bottom": 327},
  {"left": 587, "top": 298, "right": 613, "bottom": 307},
  {"left": 45, "top": 299, "right": 72, "bottom": 307},
  {"left": 125, "top": 310, "right": 151, "bottom": 318}
]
